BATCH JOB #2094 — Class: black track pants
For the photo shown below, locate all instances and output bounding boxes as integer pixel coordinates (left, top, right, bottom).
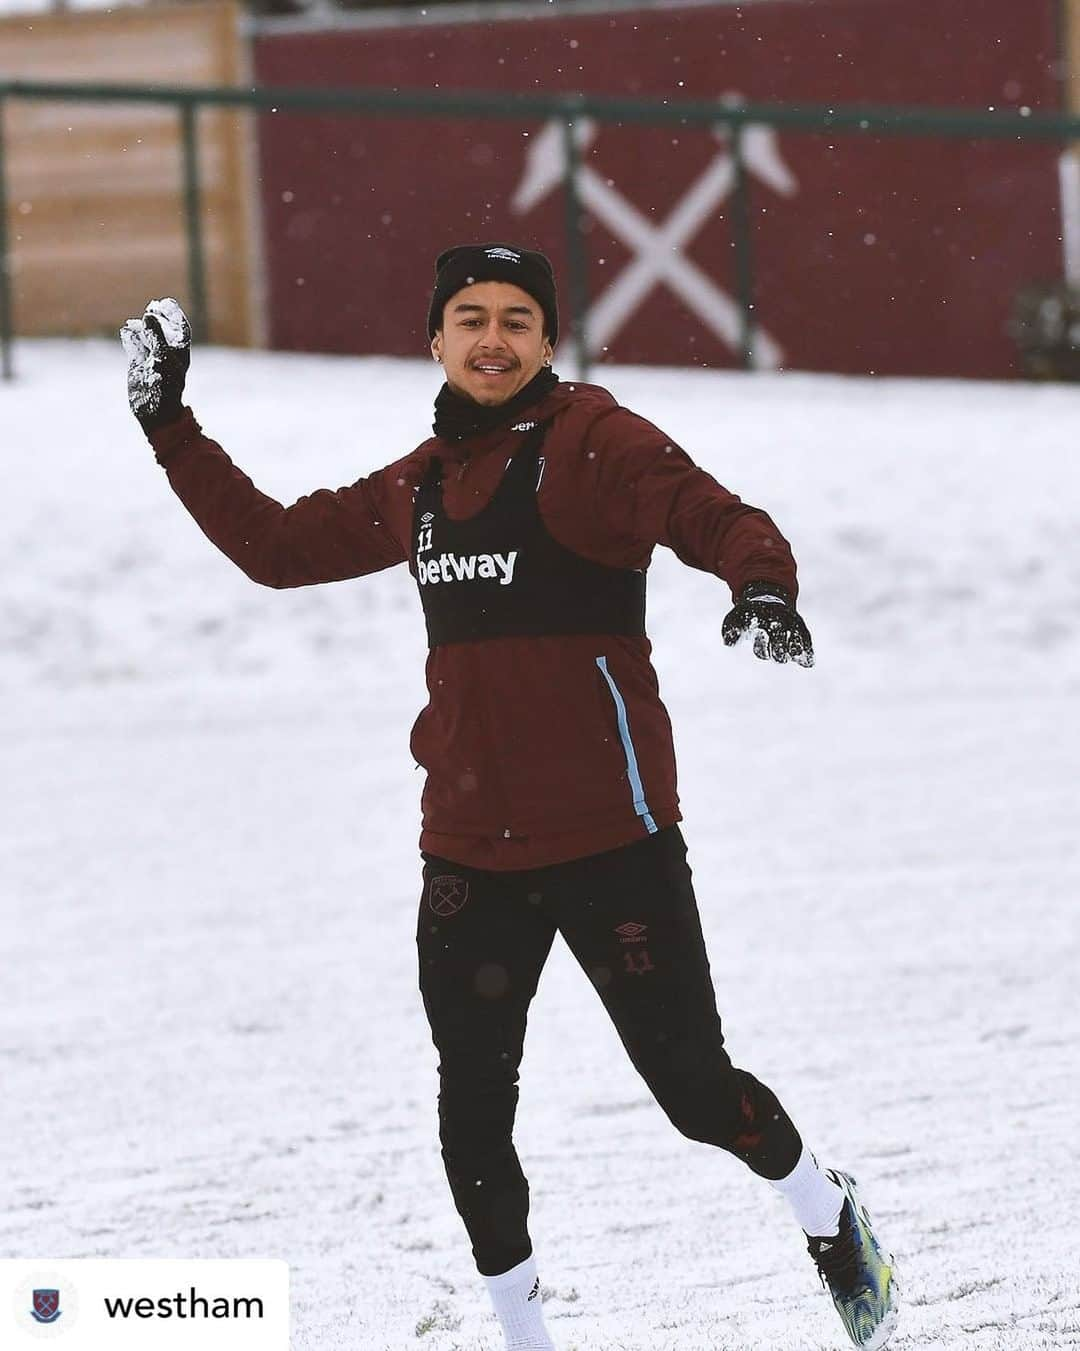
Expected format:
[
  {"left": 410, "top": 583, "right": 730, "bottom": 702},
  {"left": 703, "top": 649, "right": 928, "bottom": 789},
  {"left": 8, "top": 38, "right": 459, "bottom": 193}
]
[{"left": 417, "top": 826, "right": 802, "bottom": 1277}]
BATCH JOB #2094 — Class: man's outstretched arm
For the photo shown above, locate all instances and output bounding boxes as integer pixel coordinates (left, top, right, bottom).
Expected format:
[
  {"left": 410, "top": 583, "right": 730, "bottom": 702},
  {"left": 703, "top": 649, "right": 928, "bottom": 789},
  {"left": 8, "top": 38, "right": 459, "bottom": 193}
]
[
  {"left": 121, "top": 299, "right": 410, "bottom": 588},
  {"left": 587, "top": 404, "right": 814, "bottom": 666}
]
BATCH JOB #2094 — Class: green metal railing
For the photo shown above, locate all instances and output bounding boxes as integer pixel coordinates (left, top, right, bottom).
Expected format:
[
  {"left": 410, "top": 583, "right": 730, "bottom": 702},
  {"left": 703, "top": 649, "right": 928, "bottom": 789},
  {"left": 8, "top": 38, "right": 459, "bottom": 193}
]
[{"left": 2, "top": 79, "right": 1080, "bottom": 381}]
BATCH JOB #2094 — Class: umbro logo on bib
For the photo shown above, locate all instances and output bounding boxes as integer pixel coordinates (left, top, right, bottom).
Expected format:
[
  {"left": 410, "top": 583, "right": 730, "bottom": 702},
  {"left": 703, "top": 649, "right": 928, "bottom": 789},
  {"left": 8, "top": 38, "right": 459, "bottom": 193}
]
[{"left": 417, "top": 551, "right": 519, "bottom": 587}]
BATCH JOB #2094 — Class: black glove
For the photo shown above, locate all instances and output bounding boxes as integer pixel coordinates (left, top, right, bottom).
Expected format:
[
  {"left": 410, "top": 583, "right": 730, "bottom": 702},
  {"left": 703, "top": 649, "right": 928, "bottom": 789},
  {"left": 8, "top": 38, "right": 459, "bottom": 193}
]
[
  {"left": 120, "top": 297, "right": 191, "bottom": 433},
  {"left": 722, "top": 581, "right": 814, "bottom": 668}
]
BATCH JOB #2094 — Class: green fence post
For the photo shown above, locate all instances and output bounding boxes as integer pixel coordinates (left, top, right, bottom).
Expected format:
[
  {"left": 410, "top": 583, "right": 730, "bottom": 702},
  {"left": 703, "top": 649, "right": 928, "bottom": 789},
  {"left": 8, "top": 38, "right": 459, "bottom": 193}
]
[
  {"left": 0, "top": 95, "right": 14, "bottom": 382},
  {"left": 561, "top": 114, "right": 590, "bottom": 381},
  {"left": 180, "top": 99, "right": 209, "bottom": 344},
  {"left": 729, "top": 121, "right": 756, "bottom": 371}
]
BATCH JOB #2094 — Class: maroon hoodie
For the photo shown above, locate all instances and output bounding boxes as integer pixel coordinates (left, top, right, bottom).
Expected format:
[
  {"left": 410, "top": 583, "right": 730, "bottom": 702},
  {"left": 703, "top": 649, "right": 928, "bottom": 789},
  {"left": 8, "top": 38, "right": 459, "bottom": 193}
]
[{"left": 149, "top": 379, "right": 798, "bottom": 870}]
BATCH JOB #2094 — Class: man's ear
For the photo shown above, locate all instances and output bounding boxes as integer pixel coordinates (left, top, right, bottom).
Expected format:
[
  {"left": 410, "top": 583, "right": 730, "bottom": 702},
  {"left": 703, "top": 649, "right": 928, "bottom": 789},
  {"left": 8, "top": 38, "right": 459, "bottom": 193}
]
[
  {"left": 431, "top": 332, "right": 443, "bottom": 363},
  {"left": 542, "top": 337, "right": 554, "bottom": 366}
]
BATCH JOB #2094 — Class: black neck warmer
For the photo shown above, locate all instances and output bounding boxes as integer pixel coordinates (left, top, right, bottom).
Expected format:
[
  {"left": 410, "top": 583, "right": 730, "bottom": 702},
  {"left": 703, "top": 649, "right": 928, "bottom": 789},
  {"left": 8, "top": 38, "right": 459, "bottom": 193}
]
[{"left": 432, "top": 367, "right": 559, "bottom": 443}]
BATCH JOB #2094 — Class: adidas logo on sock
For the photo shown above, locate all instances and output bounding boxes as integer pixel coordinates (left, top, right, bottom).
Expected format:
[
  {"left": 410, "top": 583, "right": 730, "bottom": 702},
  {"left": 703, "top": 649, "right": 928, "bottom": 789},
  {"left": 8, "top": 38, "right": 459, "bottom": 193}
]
[{"left": 527, "top": 1278, "right": 540, "bottom": 1301}]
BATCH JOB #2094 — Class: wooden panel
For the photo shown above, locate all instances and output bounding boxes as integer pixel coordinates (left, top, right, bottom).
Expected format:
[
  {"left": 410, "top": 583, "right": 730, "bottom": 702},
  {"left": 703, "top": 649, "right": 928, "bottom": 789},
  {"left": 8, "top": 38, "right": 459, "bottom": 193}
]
[
  {"left": 1066, "top": 0, "right": 1080, "bottom": 111},
  {"left": 1, "top": 1, "right": 259, "bottom": 344}
]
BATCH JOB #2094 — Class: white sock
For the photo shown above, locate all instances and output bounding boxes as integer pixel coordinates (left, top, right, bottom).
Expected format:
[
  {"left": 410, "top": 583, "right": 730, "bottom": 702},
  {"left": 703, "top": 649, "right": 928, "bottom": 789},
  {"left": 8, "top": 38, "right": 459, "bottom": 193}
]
[
  {"left": 769, "top": 1146, "right": 845, "bottom": 1237},
  {"left": 483, "top": 1254, "right": 555, "bottom": 1350}
]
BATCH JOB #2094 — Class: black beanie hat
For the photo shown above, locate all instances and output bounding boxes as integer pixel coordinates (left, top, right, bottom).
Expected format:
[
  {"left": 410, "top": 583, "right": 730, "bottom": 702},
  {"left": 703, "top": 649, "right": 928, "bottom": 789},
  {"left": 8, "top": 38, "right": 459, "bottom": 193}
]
[{"left": 427, "top": 243, "right": 559, "bottom": 344}]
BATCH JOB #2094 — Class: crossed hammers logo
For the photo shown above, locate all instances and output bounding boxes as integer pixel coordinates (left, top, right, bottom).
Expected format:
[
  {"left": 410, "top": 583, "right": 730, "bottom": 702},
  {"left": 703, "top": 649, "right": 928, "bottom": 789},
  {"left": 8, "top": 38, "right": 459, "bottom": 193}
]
[{"left": 512, "top": 104, "right": 798, "bottom": 367}]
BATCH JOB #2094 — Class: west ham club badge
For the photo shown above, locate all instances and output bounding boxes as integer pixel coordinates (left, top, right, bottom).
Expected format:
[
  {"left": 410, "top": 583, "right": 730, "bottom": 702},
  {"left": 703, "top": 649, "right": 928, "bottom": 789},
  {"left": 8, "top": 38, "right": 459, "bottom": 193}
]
[{"left": 31, "top": 1288, "right": 62, "bottom": 1324}]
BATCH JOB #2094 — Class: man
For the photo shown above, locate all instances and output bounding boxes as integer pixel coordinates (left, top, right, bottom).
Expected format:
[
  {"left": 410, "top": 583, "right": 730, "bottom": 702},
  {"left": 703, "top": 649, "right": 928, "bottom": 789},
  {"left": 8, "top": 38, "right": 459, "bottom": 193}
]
[{"left": 121, "top": 244, "right": 898, "bottom": 1351}]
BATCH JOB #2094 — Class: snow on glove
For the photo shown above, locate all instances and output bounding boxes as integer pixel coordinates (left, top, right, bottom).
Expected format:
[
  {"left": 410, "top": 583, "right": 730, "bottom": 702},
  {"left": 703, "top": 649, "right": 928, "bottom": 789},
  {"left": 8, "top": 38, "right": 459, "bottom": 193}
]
[
  {"left": 722, "top": 581, "right": 814, "bottom": 668},
  {"left": 120, "top": 297, "right": 191, "bottom": 433}
]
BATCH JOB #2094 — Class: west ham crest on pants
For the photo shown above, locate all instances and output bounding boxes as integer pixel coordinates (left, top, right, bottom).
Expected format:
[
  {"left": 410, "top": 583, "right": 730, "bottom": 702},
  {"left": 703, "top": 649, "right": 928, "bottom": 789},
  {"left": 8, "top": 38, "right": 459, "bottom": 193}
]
[
  {"left": 31, "top": 1289, "right": 61, "bottom": 1324},
  {"left": 429, "top": 875, "right": 469, "bottom": 916}
]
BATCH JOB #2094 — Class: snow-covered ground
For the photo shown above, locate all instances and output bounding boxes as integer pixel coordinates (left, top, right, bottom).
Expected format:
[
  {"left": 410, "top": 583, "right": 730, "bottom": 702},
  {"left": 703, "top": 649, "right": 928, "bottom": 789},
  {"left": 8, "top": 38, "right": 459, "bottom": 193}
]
[{"left": 2, "top": 340, "right": 1078, "bottom": 1350}]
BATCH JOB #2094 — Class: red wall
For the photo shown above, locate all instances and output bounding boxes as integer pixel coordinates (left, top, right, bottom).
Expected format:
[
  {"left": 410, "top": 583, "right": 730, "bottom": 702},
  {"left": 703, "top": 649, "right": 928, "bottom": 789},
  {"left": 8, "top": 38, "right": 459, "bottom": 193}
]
[{"left": 253, "top": 0, "right": 1062, "bottom": 377}]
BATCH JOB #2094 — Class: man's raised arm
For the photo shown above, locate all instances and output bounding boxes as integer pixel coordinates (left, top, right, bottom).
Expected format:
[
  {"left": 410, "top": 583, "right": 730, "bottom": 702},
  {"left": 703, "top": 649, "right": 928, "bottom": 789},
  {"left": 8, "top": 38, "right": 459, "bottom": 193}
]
[{"left": 121, "top": 299, "right": 409, "bottom": 589}]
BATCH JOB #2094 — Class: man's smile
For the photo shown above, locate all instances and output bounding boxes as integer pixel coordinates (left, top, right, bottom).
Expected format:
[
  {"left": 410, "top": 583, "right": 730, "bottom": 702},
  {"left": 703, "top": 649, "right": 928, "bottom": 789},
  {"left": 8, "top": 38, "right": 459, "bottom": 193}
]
[{"left": 471, "top": 361, "right": 516, "bottom": 375}]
